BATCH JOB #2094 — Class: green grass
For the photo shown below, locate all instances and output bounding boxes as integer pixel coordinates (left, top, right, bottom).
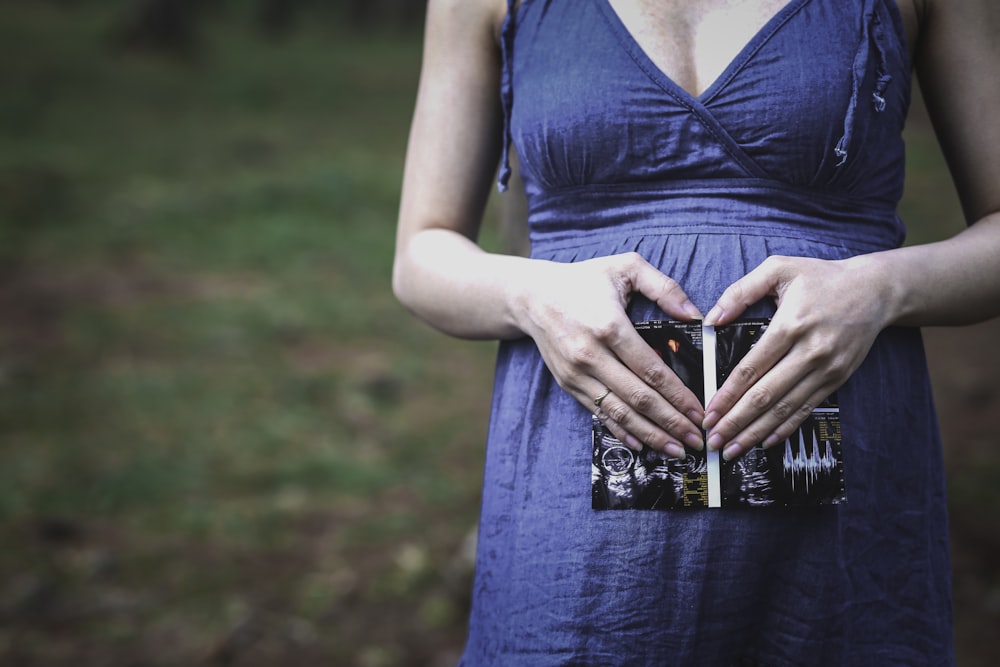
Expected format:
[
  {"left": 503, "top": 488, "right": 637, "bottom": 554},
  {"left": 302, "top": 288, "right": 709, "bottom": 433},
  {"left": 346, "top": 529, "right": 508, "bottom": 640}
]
[{"left": 0, "top": 5, "right": 495, "bottom": 663}]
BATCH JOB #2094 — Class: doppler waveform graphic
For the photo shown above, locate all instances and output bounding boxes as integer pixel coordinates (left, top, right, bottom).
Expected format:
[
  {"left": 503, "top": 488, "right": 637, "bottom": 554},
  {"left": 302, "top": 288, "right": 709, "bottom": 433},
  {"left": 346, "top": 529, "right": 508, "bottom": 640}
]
[{"left": 782, "top": 430, "right": 838, "bottom": 494}]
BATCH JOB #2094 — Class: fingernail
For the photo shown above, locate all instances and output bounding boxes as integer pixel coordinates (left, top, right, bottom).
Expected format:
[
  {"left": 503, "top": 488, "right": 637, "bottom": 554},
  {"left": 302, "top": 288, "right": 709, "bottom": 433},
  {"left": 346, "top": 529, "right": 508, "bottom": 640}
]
[
  {"left": 624, "top": 434, "right": 644, "bottom": 452},
  {"left": 722, "top": 442, "right": 742, "bottom": 461},
  {"left": 682, "top": 300, "right": 703, "bottom": 321},
  {"left": 707, "top": 432, "right": 724, "bottom": 451},
  {"left": 683, "top": 432, "right": 704, "bottom": 451},
  {"left": 687, "top": 409, "right": 704, "bottom": 425},
  {"left": 763, "top": 433, "right": 782, "bottom": 448},
  {"left": 702, "top": 410, "right": 719, "bottom": 431},
  {"left": 665, "top": 443, "right": 687, "bottom": 460},
  {"left": 704, "top": 306, "right": 724, "bottom": 326}
]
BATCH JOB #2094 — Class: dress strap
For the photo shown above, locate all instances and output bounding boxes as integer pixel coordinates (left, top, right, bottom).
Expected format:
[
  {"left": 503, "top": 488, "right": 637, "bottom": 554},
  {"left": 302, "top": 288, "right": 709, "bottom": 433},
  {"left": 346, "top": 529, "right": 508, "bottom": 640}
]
[
  {"left": 497, "top": 0, "right": 518, "bottom": 192},
  {"left": 834, "top": 0, "right": 894, "bottom": 167}
]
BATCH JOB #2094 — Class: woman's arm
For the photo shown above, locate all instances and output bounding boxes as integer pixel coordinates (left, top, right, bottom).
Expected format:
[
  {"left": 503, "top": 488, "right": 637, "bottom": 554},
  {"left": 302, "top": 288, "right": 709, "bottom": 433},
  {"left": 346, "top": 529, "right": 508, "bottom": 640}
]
[
  {"left": 393, "top": 0, "right": 705, "bottom": 457},
  {"left": 700, "top": 0, "right": 1000, "bottom": 461},
  {"left": 393, "top": 0, "right": 518, "bottom": 339}
]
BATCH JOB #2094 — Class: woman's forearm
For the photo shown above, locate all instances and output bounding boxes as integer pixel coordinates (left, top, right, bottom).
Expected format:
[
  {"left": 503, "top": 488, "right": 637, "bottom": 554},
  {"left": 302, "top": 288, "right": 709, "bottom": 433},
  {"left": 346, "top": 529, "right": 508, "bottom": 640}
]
[
  {"left": 857, "top": 212, "right": 1000, "bottom": 328},
  {"left": 394, "top": 228, "right": 710, "bottom": 453},
  {"left": 392, "top": 227, "right": 540, "bottom": 341}
]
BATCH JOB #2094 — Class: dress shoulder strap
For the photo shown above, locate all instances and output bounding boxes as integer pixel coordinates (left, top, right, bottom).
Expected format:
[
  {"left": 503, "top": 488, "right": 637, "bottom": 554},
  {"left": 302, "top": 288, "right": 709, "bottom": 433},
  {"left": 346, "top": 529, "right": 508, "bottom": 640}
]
[
  {"left": 497, "top": 0, "right": 519, "bottom": 191},
  {"left": 834, "top": 0, "right": 901, "bottom": 167}
]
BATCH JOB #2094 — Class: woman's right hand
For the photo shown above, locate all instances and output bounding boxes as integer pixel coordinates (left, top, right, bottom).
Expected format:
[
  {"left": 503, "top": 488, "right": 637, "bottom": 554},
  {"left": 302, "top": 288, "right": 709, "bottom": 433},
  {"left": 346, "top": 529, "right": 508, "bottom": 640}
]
[{"left": 514, "top": 252, "right": 706, "bottom": 459}]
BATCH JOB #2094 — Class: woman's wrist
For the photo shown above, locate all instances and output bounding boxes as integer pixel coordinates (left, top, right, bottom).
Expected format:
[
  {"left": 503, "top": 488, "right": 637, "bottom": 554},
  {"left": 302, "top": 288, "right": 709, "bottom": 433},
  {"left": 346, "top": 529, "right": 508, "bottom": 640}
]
[
  {"left": 840, "top": 251, "right": 908, "bottom": 330},
  {"left": 501, "top": 257, "right": 554, "bottom": 338}
]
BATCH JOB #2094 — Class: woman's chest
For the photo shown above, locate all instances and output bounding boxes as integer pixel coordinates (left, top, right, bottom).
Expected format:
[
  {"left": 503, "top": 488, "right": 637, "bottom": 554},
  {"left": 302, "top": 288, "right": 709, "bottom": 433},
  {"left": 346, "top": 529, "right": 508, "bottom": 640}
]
[
  {"left": 605, "top": 0, "right": 917, "bottom": 98},
  {"left": 605, "top": 0, "right": 802, "bottom": 98},
  {"left": 508, "top": 0, "right": 911, "bottom": 195}
]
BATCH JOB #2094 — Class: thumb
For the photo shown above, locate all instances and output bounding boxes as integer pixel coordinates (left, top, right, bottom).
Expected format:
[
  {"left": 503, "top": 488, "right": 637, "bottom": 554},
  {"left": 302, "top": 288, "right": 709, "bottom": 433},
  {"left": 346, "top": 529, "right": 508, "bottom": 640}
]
[
  {"left": 704, "top": 256, "right": 788, "bottom": 326},
  {"left": 624, "top": 253, "right": 703, "bottom": 321}
]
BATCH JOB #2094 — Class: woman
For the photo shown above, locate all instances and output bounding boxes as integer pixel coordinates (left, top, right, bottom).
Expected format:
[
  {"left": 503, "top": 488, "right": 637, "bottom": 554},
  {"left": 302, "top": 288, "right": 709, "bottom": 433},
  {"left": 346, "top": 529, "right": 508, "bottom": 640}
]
[{"left": 394, "top": 0, "right": 1000, "bottom": 663}]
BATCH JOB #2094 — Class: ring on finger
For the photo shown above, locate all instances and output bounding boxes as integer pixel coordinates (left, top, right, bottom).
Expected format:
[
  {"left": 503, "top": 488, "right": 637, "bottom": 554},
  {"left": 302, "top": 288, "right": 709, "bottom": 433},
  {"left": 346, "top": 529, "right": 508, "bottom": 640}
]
[{"left": 593, "top": 387, "right": 612, "bottom": 407}]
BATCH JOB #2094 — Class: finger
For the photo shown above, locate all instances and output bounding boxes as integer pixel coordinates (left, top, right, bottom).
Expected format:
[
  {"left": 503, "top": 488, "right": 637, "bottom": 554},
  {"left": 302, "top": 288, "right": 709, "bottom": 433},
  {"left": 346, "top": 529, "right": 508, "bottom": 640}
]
[
  {"left": 593, "top": 405, "right": 644, "bottom": 452},
  {"left": 706, "top": 336, "right": 821, "bottom": 451},
  {"left": 759, "top": 387, "right": 839, "bottom": 450},
  {"left": 600, "top": 327, "right": 705, "bottom": 442},
  {"left": 623, "top": 253, "right": 703, "bottom": 321},
  {"left": 546, "top": 314, "right": 700, "bottom": 451},
  {"left": 706, "top": 317, "right": 852, "bottom": 458},
  {"left": 591, "top": 358, "right": 701, "bottom": 454},
  {"left": 704, "top": 256, "right": 789, "bottom": 326},
  {"left": 705, "top": 329, "right": 812, "bottom": 450},
  {"left": 712, "top": 371, "right": 829, "bottom": 461},
  {"left": 703, "top": 321, "right": 793, "bottom": 431},
  {"left": 594, "top": 393, "right": 688, "bottom": 460},
  {"left": 720, "top": 382, "right": 839, "bottom": 462}
]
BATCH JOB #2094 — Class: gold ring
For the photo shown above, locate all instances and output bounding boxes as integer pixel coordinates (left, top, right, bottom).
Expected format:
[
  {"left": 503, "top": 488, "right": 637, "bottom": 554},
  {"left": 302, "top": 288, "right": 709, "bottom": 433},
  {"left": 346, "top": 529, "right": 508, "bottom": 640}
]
[{"left": 593, "top": 387, "right": 612, "bottom": 407}]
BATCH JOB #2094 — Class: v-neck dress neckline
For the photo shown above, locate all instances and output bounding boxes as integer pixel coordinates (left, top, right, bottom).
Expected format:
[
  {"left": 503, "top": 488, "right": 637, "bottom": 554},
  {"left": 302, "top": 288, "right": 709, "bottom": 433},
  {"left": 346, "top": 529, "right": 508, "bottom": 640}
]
[{"left": 594, "top": 0, "right": 811, "bottom": 104}]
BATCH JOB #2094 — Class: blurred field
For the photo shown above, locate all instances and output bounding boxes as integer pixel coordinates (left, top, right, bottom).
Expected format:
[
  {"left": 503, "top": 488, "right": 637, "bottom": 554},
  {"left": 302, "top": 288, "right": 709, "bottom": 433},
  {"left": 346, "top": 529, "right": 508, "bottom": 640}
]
[{"left": 0, "top": 3, "right": 997, "bottom": 666}]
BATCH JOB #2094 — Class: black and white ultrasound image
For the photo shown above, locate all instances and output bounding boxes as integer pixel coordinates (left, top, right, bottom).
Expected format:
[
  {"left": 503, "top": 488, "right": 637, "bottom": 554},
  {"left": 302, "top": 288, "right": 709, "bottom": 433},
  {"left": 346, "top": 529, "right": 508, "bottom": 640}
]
[
  {"left": 592, "top": 417, "right": 709, "bottom": 510},
  {"left": 591, "top": 319, "right": 846, "bottom": 510},
  {"left": 721, "top": 410, "right": 846, "bottom": 507},
  {"left": 635, "top": 321, "right": 705, "bottom": 406},
  {"left": 716, "top": 321, "right": 845, "bottom": 507},
  {"left": 593, "top": 321, "right": 709, "bottom": 510}
]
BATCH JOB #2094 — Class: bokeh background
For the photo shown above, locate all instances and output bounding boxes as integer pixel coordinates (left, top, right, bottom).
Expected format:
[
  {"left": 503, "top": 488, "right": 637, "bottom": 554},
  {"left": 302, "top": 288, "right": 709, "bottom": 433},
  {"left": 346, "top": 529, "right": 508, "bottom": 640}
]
[{"left": 0, "top": 2, "right": 997, "bottom": 665}]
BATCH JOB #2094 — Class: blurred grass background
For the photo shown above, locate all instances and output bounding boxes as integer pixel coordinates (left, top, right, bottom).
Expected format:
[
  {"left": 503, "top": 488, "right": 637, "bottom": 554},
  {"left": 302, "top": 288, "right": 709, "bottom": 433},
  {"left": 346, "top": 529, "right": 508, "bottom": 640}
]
[{"left": 0, "top": 2, "right": 997, "bottom": 666}]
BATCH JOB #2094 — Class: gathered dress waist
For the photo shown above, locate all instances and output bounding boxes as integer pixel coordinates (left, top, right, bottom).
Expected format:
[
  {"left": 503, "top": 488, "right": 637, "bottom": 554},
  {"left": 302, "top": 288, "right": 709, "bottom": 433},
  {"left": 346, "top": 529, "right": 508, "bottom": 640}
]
[{"left": 527, "top": 179, "right": 904, "bottom": 254}]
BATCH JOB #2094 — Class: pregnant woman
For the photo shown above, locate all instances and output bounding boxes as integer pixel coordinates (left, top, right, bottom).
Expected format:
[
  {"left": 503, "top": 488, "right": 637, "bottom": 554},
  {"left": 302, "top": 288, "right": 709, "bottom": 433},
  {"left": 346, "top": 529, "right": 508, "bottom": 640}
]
[{"left": 393, "top": 0, "right": 1000, "bottom": 663}]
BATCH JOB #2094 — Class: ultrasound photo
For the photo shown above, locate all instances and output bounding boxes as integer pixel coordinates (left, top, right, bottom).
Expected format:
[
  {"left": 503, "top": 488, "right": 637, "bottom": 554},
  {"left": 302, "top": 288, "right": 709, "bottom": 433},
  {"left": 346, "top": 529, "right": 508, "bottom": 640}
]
[
  {"left": 592, "top": 417, "right": 708, "bottom": 510},
  {"left": 716, "top": 321, "right": 845, "bottom": 507},
  {"left": 591, "top": 319, "right": 846, "bottom": 510}
]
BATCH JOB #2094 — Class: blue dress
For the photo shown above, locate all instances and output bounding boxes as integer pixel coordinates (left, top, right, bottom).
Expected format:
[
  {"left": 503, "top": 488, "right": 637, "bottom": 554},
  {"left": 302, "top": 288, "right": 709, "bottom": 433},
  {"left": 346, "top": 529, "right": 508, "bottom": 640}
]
[{"left": 463, "top": 0, "right": 953, "bottom": 664}]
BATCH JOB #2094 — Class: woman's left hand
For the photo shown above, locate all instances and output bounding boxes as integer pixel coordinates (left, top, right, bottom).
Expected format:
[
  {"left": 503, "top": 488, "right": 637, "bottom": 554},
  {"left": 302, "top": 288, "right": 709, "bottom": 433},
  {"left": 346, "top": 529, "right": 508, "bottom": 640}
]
[{"left": 701, "top": 254, "right": 892, "bottom": 461}]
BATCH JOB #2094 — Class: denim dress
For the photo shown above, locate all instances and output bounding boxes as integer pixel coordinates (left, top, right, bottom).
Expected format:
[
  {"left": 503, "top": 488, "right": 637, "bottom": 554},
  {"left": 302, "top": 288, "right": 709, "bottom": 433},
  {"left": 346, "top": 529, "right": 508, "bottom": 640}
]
[{"left": 462, "top": 1, "right": 953, "bottom": 664}]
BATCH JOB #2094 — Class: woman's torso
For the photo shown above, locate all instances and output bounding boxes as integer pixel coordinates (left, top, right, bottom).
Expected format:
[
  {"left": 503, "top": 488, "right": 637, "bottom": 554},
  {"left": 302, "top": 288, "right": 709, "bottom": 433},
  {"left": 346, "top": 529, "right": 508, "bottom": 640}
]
[
  {"left": 462, "top": 1, "right": 954, "bottom": 664},
  {"left": 501, "top": 0, "right": 913, "bottom": 286}
]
